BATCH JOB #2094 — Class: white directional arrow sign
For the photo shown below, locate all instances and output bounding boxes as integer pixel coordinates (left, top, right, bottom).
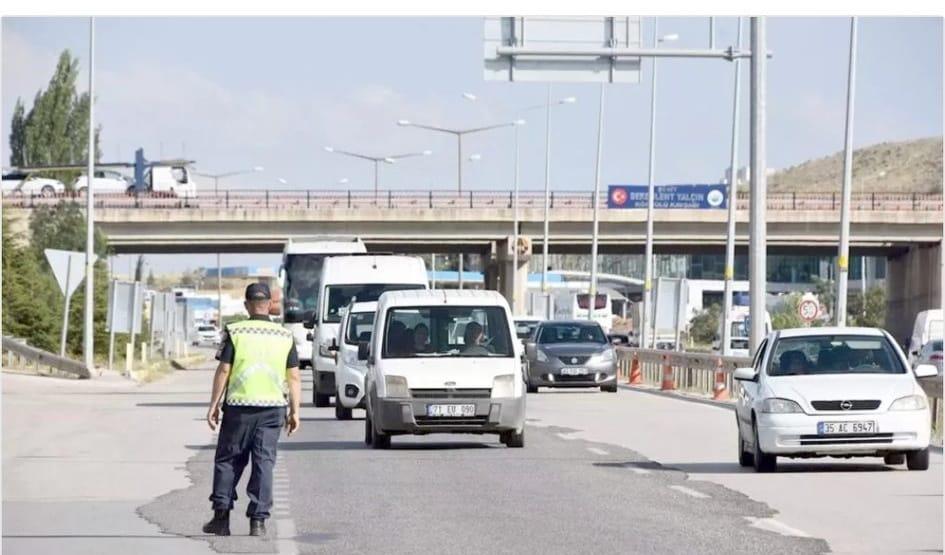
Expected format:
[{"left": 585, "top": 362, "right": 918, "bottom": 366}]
[{"left": 44, "top": 249, "right": 97, "bottom": 356}]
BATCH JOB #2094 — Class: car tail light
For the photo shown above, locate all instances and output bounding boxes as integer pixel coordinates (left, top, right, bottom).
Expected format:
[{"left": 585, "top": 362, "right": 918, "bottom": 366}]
[{"left": 931, "top": 353, "right": 943, "bottom": 361}]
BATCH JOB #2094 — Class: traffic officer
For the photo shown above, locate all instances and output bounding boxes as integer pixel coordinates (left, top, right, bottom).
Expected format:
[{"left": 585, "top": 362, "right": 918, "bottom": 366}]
[{"left": 203, "top": 283, "right": 301, "bottom": 537}]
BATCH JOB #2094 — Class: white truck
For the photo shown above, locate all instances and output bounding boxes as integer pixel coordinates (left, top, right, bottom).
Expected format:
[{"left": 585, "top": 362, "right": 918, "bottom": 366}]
[
  {"left": 550, "top": 290, "right": 613, "bottom": 333},
  {"left": 310, "top": 254, "right": 428, "bottom": 407},
  {"left": 713, "top": 306, "right": 773, "bottom": 357}
]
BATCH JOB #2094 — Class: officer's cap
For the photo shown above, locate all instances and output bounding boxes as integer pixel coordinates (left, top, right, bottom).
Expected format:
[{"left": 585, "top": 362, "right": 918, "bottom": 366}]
[{"left": 245, "top": 282, "right": 271, "bottom": 301}]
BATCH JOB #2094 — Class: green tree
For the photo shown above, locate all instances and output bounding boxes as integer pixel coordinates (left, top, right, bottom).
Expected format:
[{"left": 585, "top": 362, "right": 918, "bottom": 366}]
[
  {"left": 689, "top": 304, "right": 721, "bottom": 345},
  {"left": 8, "top": 50, "right": 101, "bottom": 185},
  {"left": 848, "top": 286, "right": 886, "bottom": 328},
  {"left": 771, "top": 293, "right": 805, "bottom": 330}
]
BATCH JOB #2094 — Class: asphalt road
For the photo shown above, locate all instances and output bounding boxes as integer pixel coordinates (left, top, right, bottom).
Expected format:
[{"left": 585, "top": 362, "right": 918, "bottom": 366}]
[{"left": 6, "top": 362, "right": 941, "bottom": 554}]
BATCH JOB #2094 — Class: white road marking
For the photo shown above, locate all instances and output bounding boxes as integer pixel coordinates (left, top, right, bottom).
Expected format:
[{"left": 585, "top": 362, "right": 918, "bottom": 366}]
[
  {"left": 586, "top": 447, "right": 609, "bottom": 456},
  {"left": 556, "top": 432, "right": 578, "bottom": 440},
  {"left": 745, "top": 517, "right": 811, "bottom": 538},
  {"left": 275, "top": 518, "right": 300, "bottom": 555},
  {"left": 669, "top": 485, "right": 710, "bottom": 499}
]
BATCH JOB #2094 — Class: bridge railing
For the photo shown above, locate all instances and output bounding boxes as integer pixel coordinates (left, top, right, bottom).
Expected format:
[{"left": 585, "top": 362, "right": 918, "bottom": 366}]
[
  {"left": 616, "top": 347, "right": 944, "bottom": 442},
  {"left": 2, "top": 336, "right": 91, "bottom": 379},
  {"left": 3, "top": 190, "right": 942, "bottom": 212}
]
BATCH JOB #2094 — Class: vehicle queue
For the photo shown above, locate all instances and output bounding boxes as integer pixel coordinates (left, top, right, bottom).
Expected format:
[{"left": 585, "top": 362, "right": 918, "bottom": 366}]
[{"left": 264, "top": 243, "right": 937, "bottom": 470}]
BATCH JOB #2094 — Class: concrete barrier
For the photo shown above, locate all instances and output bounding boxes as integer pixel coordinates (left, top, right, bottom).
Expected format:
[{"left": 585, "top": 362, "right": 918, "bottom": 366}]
[{"left": 1, "top": 336, "right": 91, "bottom": 379}]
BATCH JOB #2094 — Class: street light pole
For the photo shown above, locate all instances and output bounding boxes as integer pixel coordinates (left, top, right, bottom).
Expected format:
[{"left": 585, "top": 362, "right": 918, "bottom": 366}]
[
  {"left": 457, "top": 134, "right": 463, "bottom": 193},
  {"left": 83, "top": 16, "right": 96, "bottom": 371},
  {"left": 749, "top": 17, "right": 768, "bottom": 353},
  {"left": 541, "top": 84, "right": 553, "bottom": 305},
  {"left": 588, "top": 83, "right": 606, "bottom": 321},
  {"left": 512, "top": 122, "right": 521, "bottom": 312},
  {"left": 324, "top": 147, "right": 430, "bottom": 198},
  {"left": 721, "top": 17, "right": 744, "bottom": 356},
  {"left": 642, "top": 19, "right": 660, "bottom": 350},
  {"left": 836, "top": 16, "right": 858, "bottom": 327}
]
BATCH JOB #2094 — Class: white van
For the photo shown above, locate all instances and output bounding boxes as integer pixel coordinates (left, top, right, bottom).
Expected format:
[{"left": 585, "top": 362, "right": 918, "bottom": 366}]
[
  {"left": 361, "top": 289, "right": 526, "bottom": 449},
  {"left": 310, "top": 255, "right": 428, "bottom": 407},
  {"left": 329, "top": 301, "right": 377, "bottom": 420},
  {"left": 909, "top": 309, "right": 943, "bottom": 363}
]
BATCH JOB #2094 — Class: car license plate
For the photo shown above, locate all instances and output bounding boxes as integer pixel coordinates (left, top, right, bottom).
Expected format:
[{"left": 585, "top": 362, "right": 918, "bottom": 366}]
[
  {"left": 817, "top": 421, "right": 877, "bottom": 435},
  {"left": 426, "top": 404, "right": 476, "bottom": 417},
  {"left": 560, "top": 367, "right": 588, "bottom": 376}
]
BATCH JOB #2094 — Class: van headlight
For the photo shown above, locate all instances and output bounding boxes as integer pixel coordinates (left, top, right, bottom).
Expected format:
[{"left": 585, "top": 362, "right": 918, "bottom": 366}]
[
  {"left": 536, "top": 349, "right": 549, "bottom": 362},
  {"left": 889, "top": 394, "right": 927, "bottom": 411},
  {"left": 319, "top": 344, "right": 332, "bottom": 357},
  {"left": 760, "top": 398, "right": 803, "bottom": 413},
  {"left": 491, "top": 374, "right": 516, "bottom": 398},
  {"left": 384, "top": 375, "right": 409, "bottom": 398}
]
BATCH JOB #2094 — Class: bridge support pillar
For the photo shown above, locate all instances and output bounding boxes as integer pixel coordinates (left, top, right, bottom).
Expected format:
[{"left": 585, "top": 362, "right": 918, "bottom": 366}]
[
  {"left": 486, "top": 237, "right": 531, "bottom": 314},
  {"left": 885, "top": 243, "right": 942, "bottom": 344}
]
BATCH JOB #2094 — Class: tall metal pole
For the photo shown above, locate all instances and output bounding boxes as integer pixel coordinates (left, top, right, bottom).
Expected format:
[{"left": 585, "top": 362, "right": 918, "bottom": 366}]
[
  {"left": 642, "top": 18, "right": 660, "bottom": 349},
  {"left": 217, "top": 253, "right": 223, "bottom": 326},
  {"left": 749, "top": 17, "right": 768, "bottom": 353},
  {"left": 721, "top": 17, "right": 744, "bottom": 356},
  {"left": 512, "top": 123, "right": 520, "bottom": 311},
  {"left": 588, "top": 83, "right": 605, "bottom": 321},
  {"left": 836, "top": 16, "right": 858, "bottom": 327},
  {"left": 458, "top": 254, "right": 464, "bottom": 290},
  {"left": 541, "top": 84, "right": 553, "bottom": 302},
  {"left": 457, "top": 134, "right": 463, "bottom": 194},
  {"left": 709, "top": 17, "right": 716, "bottom": 49},
  {"left": 83, "top": 17, "right": 96, "bottom": 371},
  {"left": 373, "top": 160, "right": 380, "bottom": 199}
]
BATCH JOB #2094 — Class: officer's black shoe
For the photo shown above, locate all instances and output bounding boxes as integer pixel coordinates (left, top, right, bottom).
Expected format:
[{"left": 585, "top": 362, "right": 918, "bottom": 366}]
[
  {"left": 202, "top": 509, "right": 231, "bottom": 536},
  {"left": 249, "top": 518, "right": 267, "bottom": 537}
]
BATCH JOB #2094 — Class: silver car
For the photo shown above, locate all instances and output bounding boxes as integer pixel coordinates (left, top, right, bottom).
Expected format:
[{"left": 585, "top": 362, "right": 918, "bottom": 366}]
[{"left": 524, "top": 320, "right": 618, "bottom": 393}]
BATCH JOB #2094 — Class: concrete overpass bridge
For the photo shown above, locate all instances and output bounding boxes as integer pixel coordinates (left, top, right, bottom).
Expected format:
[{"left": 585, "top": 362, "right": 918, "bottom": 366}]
[{"left": 4, "top": 189, "right": 942, "bottom": 338}]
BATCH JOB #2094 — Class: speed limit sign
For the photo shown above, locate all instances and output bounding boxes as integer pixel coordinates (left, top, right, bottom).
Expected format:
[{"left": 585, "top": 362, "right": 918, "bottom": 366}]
[{"left": 798, "top": 299, "right": 819, "bottom": 323}]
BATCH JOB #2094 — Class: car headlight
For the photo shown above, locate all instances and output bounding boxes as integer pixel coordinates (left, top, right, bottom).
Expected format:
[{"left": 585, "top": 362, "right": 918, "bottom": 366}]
[
  {"left": 596, "top": 348, "right": 615, "bottom": 363},
  {"left": 889, "top": 394, "right": 928, "bottom": 411},
  {"left": 384, "top": 375, "right": 409, "bottom": 398},
  {"left": 760, "top": 398, "right": 803, "bottom": 413},
  {"left": 536, "top": 349, "right": 549, "bottom": 362},
  {"left": 491, "top": 374, "right": 516, "bottom": 398}
]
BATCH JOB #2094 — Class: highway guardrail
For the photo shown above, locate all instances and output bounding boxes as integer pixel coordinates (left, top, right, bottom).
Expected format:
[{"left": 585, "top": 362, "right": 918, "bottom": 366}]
[
  {"left": 616, "top": 347, "right": 944, "bottom": 442},
  {"left": 2, "top": 336, "right": 91, "bottom": 379},
  {"left": 3, "top": 190, "right": 942, "bottom": 212}
]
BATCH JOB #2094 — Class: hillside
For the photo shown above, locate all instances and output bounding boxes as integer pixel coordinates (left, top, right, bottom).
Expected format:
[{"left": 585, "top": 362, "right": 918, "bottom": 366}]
[{"left": 768, "top": 137, "right": 943, "bottom": 193}]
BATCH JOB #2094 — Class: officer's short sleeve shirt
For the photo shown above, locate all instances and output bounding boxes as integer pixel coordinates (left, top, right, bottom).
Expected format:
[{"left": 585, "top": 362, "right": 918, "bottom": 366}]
[{"left": 216, "top": 315, "right": 299, "bottom": 369}]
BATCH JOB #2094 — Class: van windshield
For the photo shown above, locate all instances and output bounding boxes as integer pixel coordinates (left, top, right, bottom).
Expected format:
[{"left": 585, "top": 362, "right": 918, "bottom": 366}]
[
  {"left": 383, "top": 306, "right": 513, "bottom": 358},
  {"left": 324, "top": 284, "right": 424, "bottom": 323}
]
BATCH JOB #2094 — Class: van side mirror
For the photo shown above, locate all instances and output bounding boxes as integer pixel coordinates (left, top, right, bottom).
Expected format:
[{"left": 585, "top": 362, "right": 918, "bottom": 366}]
[
  {"left": 914, "top": 364, "right": 938, "bottom": 378},
  {"left": 733, "top": 367, "right": 757, "bottom": 381},
  {"left": 357, "top": 341, "right": 370, "bottom": 361},
  {"left": 303, "top": 311, "right": 317, "bottom": 330}
]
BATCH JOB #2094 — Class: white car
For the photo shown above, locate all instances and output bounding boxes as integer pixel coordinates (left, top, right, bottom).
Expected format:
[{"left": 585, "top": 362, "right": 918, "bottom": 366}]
[
  {"left": 194, "top": 324, "right": 221, "bottom": 345},
  {"left": 913, "top": 339, "right": 943, "bottom": 375},
  {"left": 73, "top": 170, "right": 133, "bottom": 195},
  {"left": 2, "top": 172, "right": 64, "bottom": 196},
  {"left": 330, "top": 301, "right": 376, "bottom": 420},
  {"left": 363, "top": 289, "right": 526, "bottom": 449},
  {"left": 734, "top": 327, "right": 936, "bottom": 473}
]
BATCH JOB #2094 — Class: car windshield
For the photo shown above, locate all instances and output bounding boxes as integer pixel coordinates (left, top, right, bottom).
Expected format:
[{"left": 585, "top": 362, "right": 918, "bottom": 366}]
[
  {"left": 383, "top": 306, "right": 513, "bottom": 358},
  {"left": 538, "top": 323, "right": 606, "bottom": 345},
  {"left": 345, "top": 312, "right": 375, "bottom": 345},
  {"left": 514, "top": 320, "right": 540, "bottom": 339},
  {"left": 198, "top": 326, "right": 215, "bottom": 332},
  {"left": 768, "top": 335, "right": 905, "bottom": 376},
  {"left": 324, "top": 284, "right": 424, "bottom": 323}
]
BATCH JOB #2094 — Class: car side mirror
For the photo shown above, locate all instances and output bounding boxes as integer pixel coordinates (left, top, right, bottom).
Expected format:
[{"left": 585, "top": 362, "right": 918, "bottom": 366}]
[
  {"left": 357, "top": 341, "right": 370, "bottom": 361},
  {"left": 306, "top": 332, "right": 313, "bottom": 341},
  {"left": 303, "top": 311, "right": 317, "bottom": 330},
  {"left": 733, "top": 367, "right": 757, "bottom": 381},
  {"left": 914, "top": 363, "right": 938, "bottom": 379},
  {"left": 525, "top": 342, "right": 537, "bottom": 358},
  {"left": 328, "top": 338, "right": 339, "bottom": 353}
]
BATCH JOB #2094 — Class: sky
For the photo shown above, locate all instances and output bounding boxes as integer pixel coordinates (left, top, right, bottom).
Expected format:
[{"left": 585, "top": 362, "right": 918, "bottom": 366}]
[{"left": 2, "top": 16, "right": 942, "bottom": 274}]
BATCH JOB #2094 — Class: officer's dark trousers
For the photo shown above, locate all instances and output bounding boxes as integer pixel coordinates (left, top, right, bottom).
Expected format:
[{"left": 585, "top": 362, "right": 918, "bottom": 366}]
[{"left": 209, "top": 405, "right": 285, "bottom": 519}]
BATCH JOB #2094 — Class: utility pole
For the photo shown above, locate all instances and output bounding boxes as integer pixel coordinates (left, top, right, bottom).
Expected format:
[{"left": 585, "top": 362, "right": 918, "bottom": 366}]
[
  {"left": 721, "top": 17, "right": 744, "bottom": 356},
  {"left": 642, "top": 19, "right": 660, "bottom": 349},
  {"left": 588, "top": 83, "right": 605, "bottom": 321},
  {"left": 749, "top": 17, "right": 768, "bottom": 353},
  {"left": 836, "top": 17, "right": 858, "bottom": 327},
  {"left": 83, "top": 17, "right": 96, "bottom": 372}
]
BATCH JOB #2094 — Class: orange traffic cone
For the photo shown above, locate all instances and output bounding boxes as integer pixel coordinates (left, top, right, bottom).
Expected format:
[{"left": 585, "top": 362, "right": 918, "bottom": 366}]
[
  {"left": 629, "top": 353, "right": 643, "bottom": 385},
  {"left": 712, "top": 358, "right": 730, "bottom": 401},
  {"left": 660, "top": 355, "right": 675, "bottom": 391}
]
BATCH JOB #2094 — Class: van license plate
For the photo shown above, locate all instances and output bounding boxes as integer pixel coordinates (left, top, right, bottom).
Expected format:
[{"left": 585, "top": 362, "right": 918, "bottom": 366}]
[
  {"left": 560, "top": 367, "right": 588, "bottom": 376},
  {"left": 427, "top": 404, "right": 476, "bottom": 417},
  {"left": 817, "top": 421, "right": 877, "bottom": 435}
]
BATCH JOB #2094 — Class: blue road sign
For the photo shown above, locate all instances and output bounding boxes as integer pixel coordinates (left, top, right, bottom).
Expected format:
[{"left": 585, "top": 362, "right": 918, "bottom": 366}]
[{"left": 607, "top": 184, "right": 727, "bottom": 209}]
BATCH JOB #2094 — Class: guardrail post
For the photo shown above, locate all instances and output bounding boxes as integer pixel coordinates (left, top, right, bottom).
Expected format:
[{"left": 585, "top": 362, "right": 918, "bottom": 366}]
[
  {"left": 225, "top": 191, "right": 229, "bottom": 208},
  {"left": 265, "top": 190, "right": 269, "bottom": 208},
  {"left": 307, "top": 190, "right": 311, "bottom": 209},
  {"left": 509, "top": 191, "right": 513, "bottom": 209},
  {"left": 871, "top": 192, "right": 875, "bottom": 210},
  {"left": 347, "top": 190, "right": 352, "bottom": 209},
  {"left": 388, "top": 190, "right": 393, "bottom": 209},
  {"left": 551, "top": 191, "right": 555, "bottom": 209},
  {"left": 912, "top": 192, "right": 917, "bottom": 210},
  {"left": 469, "top": 190, "right": 473, "bottom": 208},
  {"left": 429, "top": 191, "right": 433, "bottom": 209},
  {"left": 831, "top": 192, "right": 836, "bottom": 210},
  {"left": 792, "top": 191, "right": 796, "bottom": 210}
]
